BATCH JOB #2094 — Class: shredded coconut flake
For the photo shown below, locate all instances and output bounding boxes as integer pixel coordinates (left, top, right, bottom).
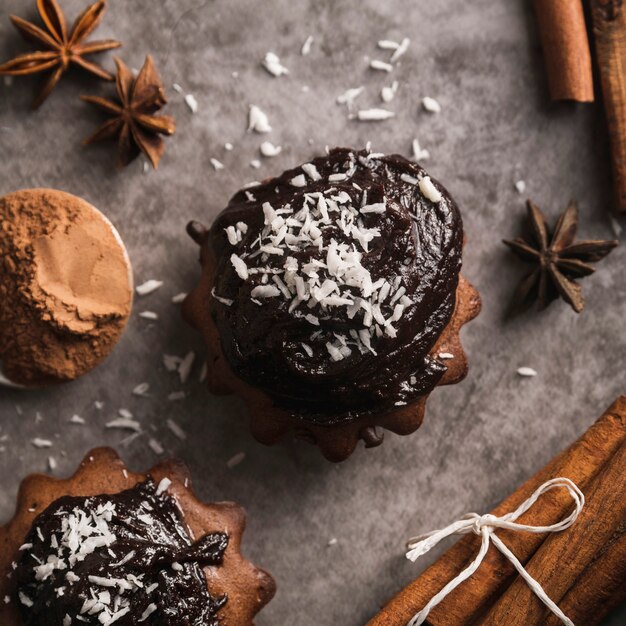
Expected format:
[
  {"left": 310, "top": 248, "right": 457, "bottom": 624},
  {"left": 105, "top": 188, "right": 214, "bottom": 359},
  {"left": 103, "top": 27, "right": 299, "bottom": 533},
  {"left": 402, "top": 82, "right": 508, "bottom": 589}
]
[
  {"left": 163, "top": 354, "right": 182, "bottom": 372},
  {"left": 155, "top": 477, "right": 172, "bottom": 496},
  {"left": 361, "top": 202, "right": 386, "bottom": 214},
  {"left": 251, "top": 285, "right": 281, "bottom": 298},
  {"left": 370, "top": 59, "right": 393, "bottom": 72},
  {"left": 178, "top": 351, "right": 195, "bottom": 384},
  {"left": 381, "top": 80, "right": 399, "bottom": 103},
  {"left": 301, "top": 35, "right": 314, "bottom": 56},
  {"left": 378, "top": 39, "right": 399, "bottom": 50},
  {"left": 517, "top": 367, "right": 538, "bottom": 377},
  {"left": 132, "top": 383, "right": 150, "bottom": 396},
  {"left": 260, "top": 141, "right": 282, "bottom": 157},
  {"left": 390, "top": 37, "right": 410, "bottom": 62},
  {"left": 148, "top": 438, "right": 164, "bottom": 455},
  {"left": 184, "top": 93, "right": 198, "bottom": 113},
  {"left": 248, "top": 105, "right": 272, "bottom": 133},
  {"left": 231, "top": 254, "right": 249, "bottom": 280},
  {"left": 135, "top": 280, "right": 163, "bottom": 296},
  {"left": 211, "top": 288, "right": 234, "bottom": 306},
  {"left": 302, "top": 163, "right": 322, "bottom": 181},
  {"left": 32, "top": 438, "right": 53, "bottom": 449},
  {"left": 336, "top": 86, "right": 364, "bottom": 108},
  {"left": 412, "top": 138, "right": 430, "bottom": 161},
  {"left": 401, "top": 173, "right": 419, "bottom": 185},
  {"left": 422, "top": 96, "right": 441, "bottom": 113},
  {"left": 262, "top": 51, "right": 289, "bottom": 77},
  {"left": 290, "top": 174, "right": 307, "bottom": 187},
  {"left": 419, "top": 176, "right": 442, "bottom": 203},
  {"left": 166, "top": 419, "right": 187, "bottom": 440},
  {"left": 355, "top": 108, "right": 395, "bottom": 121},
  {"left": 106, "top": 418, "right": 142, "bottom": 433},
  {"left": 227, "top": 452, "right": 246, "bottom": 468}
]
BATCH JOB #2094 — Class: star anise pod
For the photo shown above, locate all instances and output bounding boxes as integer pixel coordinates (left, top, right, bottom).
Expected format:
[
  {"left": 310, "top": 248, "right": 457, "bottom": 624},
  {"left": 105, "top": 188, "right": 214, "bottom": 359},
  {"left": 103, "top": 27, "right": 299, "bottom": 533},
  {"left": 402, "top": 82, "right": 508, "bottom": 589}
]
[
  {"left": 0, "top": 0, "right": 121, "bottom": 109},
  {"left": 503, "top": 200, "right": 618, "bottom": 313},
  {"left": 81, "top": 55, "right": 176, "bottom": 169}
]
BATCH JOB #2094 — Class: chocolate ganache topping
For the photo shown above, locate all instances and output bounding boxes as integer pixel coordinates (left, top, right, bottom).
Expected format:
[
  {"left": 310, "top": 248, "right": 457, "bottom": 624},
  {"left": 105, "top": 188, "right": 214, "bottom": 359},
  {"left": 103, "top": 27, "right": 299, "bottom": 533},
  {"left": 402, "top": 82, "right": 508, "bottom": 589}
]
[
  {"left": 209, "top": 148, "right": 463, "bottom": 424},
  {"left": 14, "top": 479, "right": 228, "bottom": 626}
]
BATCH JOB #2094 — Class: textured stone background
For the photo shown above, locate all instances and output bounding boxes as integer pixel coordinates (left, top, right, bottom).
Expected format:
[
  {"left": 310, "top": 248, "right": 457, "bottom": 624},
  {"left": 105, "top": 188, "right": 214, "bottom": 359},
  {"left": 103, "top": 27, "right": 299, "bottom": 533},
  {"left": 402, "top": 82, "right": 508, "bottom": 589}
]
[{"left": 0, "top": 0, "right": 625, "bottom": 624}]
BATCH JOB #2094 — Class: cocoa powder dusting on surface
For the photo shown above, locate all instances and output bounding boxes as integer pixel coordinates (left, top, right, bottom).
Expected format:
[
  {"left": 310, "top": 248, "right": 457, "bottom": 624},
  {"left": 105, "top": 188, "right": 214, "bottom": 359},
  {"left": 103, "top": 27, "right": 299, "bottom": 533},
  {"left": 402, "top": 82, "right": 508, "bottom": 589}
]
[{"left": 0, "top": 189, "right": 132, "bottom": 387}]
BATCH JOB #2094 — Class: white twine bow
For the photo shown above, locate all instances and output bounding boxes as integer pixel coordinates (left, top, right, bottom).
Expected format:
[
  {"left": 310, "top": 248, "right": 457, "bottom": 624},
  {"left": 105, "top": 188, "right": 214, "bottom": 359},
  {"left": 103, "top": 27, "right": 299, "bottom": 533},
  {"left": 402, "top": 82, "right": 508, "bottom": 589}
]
[{"left": 405, "top": 477, "right": 585, "bottom": 626}]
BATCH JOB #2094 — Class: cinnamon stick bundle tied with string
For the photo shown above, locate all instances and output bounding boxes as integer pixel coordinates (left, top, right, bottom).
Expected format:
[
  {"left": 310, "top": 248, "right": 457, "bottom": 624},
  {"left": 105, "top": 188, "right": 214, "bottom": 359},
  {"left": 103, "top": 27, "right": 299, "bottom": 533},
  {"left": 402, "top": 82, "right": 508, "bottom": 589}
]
[
  {"left": 482, "top": 432, "right": 626, "bottom": 625},
  {"left": 367, "top": 396, "right": 626, "bottom": 626},
  {"left": 533, "top": 0, "right": 595, "bottom": 102}
]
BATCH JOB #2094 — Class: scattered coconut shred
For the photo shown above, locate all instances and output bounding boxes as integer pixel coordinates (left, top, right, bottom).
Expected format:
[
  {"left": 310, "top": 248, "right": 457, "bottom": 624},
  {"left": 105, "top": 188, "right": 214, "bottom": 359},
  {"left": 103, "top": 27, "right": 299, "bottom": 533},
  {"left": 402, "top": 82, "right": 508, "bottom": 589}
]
[
  {"left": 136, "top": 280, "right": 163, "bottom": 297},
  {"left": 354, "top": 109, "right": 395, "bottom": 122},
  {"left": 301, "top": 35, "right": 314, "bottom": 56},
  {"left": 184, "top": 94, "right": 199, "bottom": 114},
  {"left": 412, "top": 138, "right": 430, "bottom": 161},
  {"left": 381, "top": 80, "right": 399, "bottom": 103},
  {"left": 260, "top": 141, "right": 282, "bottom": 157},
  {"left": 210, "top": 158, "right": 225, "bottom": 171},
  {"left": 262, "top": 52, "right": 289, "bottom": 77},
  {"left": 334, "top": 36, "right": 411, "bottom": 122},
  {"left": 517, "top": 367, "right": 538, "bottom": 378},
  {"left": 337, "top": 86, "right": 364, "bottom": 109},
  {"left": 248, "top": 105, "right": 272, "bottom": 133},
  {"left": 370, "top": 59, "right": 393, "bottom": 73},
  {"left": 422, "top": 96, "right": 441, "bottom": 113}
]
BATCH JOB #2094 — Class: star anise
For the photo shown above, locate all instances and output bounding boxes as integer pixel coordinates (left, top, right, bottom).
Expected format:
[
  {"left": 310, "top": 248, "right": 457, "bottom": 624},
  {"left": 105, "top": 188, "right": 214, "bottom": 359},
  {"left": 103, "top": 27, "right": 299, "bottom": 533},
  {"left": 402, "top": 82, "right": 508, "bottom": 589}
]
[
  {"left": 503, "top": 200, "right": 618, "bottom": 313},
  {"left": 0, "top": 0, "right": 121, "bottom": 109},
  {"left": 81, "top": 55, "right": 176, "bottom": 169}
]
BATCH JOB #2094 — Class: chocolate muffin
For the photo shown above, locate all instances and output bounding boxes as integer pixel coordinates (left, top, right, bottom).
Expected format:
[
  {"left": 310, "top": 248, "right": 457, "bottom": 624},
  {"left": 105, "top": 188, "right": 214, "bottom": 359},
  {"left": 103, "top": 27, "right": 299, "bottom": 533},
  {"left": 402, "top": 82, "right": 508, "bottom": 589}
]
[
  {"left": 184, "top": 148, "right": 481, "bottom": 461},
  {"left": 0, "top": 448, "right": 275, "bottom": 625}
]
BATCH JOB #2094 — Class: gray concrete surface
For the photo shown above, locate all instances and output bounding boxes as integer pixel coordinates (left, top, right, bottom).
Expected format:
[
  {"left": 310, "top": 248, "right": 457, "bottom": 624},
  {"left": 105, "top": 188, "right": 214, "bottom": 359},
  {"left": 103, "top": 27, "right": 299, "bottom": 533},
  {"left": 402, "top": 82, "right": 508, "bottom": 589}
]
[{"left": 0, "top": 0, "right": 625, "bottom": 624}]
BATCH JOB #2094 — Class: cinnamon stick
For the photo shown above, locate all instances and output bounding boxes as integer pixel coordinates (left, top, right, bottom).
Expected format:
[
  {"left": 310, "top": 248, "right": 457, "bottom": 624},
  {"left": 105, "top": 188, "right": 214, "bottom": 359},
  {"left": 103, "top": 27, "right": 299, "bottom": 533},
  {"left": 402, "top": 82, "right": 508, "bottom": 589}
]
[
  {"left": 481, "top": 435, "right": 626, "bottom": 625},
  {"left": 590, "top": 1, "right": 626, "bottom": 213},
  {"left": 367, "top": 396, "right": 626, "bottom": 626},
  {"left": 543, "top": 522, "right": 626, "bottom": 626},
  {"left": 533, "top": 0, "right": 595, "bottom": 101}
]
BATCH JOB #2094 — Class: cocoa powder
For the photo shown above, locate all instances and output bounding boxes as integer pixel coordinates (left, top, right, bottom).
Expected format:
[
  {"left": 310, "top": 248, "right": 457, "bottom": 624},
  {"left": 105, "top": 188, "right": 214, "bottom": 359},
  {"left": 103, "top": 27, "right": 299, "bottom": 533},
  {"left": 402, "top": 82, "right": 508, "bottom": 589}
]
[{"left": 0, "top": 189, "right": 132, "bottom": 387}]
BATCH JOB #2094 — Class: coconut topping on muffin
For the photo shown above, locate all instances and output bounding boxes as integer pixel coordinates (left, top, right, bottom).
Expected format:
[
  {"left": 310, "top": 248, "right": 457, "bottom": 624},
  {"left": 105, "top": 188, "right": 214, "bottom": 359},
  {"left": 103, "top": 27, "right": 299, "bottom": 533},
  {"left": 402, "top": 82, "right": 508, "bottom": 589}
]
[
  {"left": 206, "top": 148, "right": 464, "bottom": 424},
  {"left": 12, "top": 479, "right": 228, "bottom": 626}
]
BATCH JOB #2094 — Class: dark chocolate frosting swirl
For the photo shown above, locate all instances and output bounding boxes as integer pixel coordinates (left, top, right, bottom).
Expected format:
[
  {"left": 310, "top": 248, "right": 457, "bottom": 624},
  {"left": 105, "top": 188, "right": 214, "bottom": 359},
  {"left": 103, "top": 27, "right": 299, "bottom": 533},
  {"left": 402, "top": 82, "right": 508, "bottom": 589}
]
[
  {"left": 209, "top": 148, "right": 463, "bottom": 424},
  {"left": 14, "top": 479, "right": 228, "bottom": 626}
]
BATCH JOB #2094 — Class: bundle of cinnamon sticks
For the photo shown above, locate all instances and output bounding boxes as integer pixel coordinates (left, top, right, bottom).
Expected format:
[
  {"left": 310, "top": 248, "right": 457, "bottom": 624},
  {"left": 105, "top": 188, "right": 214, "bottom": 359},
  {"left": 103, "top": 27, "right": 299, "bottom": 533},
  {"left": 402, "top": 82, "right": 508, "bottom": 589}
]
[
  {"left": 368, "top": 396, "right": 626, "bottom": 626},
  {"left": 534, "top": 0, "right": 626, "bottom": 213}
]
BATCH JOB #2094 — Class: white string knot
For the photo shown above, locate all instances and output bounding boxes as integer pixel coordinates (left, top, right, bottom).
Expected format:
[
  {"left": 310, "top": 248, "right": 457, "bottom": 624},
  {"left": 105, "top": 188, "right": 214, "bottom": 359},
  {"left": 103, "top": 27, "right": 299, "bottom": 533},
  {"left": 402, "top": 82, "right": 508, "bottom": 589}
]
[{"left": 405, "top": 477, "right": 584, "bottom": 626}]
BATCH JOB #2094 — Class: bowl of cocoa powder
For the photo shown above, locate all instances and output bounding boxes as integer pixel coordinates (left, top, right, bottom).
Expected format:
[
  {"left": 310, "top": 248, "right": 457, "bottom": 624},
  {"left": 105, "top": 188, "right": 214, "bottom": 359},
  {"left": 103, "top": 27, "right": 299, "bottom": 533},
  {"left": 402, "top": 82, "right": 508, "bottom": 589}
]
[{"left": 0, "top": 189, "right": 133, "bottom": 388}]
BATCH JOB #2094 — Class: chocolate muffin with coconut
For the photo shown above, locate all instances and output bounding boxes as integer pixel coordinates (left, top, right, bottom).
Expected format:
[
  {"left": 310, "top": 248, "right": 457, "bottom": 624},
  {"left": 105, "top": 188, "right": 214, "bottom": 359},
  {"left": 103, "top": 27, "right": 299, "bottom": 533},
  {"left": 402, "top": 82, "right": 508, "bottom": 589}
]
[
  {"left": 184, "top": 147, "right": 481, "bottom": 461},
  {"left": 0, "top": 448, "right": 275, "bottom": 625}
]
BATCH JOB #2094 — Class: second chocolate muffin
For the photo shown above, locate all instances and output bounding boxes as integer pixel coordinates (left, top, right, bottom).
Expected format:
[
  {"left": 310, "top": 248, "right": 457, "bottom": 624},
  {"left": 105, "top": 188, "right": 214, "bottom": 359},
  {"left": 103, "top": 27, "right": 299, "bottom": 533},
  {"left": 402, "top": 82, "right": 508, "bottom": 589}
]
[{"left": 184, "top": 148, "right": 480, "bottom": 461}]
